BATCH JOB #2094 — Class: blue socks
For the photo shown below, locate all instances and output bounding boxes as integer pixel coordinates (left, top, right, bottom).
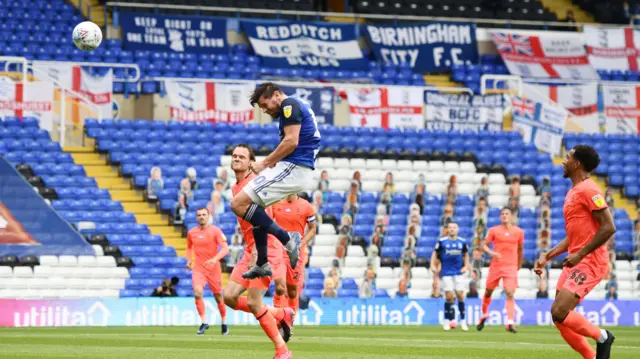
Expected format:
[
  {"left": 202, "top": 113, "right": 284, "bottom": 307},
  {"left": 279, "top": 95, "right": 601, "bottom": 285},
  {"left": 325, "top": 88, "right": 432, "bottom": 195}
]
[
  {"left": 244, "top": 204, "right": 290, "bottom": 265},
  {"left": 444, "top": 302, "right": 454, "bottom": 321},
  {"left": 458, "top": 301, "right": 466, "bottom": 320}
]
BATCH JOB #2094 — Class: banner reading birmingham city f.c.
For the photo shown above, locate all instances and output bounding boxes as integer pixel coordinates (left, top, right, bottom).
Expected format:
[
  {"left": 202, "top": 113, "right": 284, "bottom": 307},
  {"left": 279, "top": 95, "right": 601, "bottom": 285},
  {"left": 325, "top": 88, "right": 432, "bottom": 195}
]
[
  {"left": 512, "top": 96, "right": 568, "bottom": 155},
  {"left": 280, "top": 86, "right": 334, "bottom": 125},
  {"left": 602, "top": 84, "right": 640, "bottom": 134},
  {"left": 364, "top": 22, "right": 478, "bottom": 72},
  {"left": 491, "top": 31, "right": 599, "bottom": 80},
  {"left": 165, "top": 81, "right": 254, "bottom": 123},
  {"left": 119, "top": 12, "right": 228, "bottom": 54},
  {"left": 584, "top": 25, "right": 640, "bottom": 71},
  {"left": 346, "top": 87, "right": 424, "bottom": 129},
  {"left": 425, "top": 92, "right": 503, "bottom": 131},
  {"left": 241, "top": 20, "right": 366, "bottom": 69}
]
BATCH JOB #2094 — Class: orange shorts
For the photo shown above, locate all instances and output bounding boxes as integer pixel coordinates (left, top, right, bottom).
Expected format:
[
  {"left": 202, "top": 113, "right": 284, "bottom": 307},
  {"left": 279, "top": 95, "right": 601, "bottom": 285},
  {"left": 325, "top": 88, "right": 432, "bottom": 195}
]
[
  {"left": 556, "top": 262, "right": 608, "bottom": 299},
  {"left": 230, "top": 251, "right": 286, "bottom": 291},
  {"left": 286, "top": 250, "right": 308, "bottom": 287},
  {"left": 192, "top": 268, "right": 222, "bottom": 294},
  {"left": 485, "top": 267, "right": 518, "bottom": 290}
]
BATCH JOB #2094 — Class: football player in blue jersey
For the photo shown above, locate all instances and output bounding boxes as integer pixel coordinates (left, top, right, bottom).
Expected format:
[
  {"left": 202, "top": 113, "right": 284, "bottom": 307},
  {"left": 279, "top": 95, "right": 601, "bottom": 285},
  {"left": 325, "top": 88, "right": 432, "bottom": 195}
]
[
  {"left": 430, "top": 222, "right": 473, "bottom": 331},
  {"left": 230, "top": 82, "right": 322, "bottom": 280}
]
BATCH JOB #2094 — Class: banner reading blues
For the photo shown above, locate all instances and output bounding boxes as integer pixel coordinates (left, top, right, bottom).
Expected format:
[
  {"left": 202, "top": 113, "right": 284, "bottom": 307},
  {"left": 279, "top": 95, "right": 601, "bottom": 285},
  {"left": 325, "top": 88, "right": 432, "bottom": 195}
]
[
  {"left": 1, "top": 298, "right": 639, "bottom": 327},
  {"left": 512, "top": 96, "right": 568, "bottom": 155},
  {"left": 364, "top": 23, "right": 479, "bottom": 72},
  {"left": 280, "top": 86, "right": 335, "bottom": 125},
  {"left": 119, "top": 12, "right": 228, "bottom": 54},
  {"left": 241, "top": 20, "right": 367, "bottom": 69}
]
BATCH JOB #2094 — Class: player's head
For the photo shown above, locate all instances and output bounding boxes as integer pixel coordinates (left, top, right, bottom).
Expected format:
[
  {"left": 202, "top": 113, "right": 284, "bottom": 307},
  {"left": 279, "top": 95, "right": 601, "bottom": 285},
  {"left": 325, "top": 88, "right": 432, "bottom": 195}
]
[
  {"left": 500, "top": 207, "right": 512, "bottom": 225},
  {"left": 563, "top": 144, "right": 600, "bottom": 178},
  {"left": 250, "top": 82, "right": 285, "bottom": 118},
  {"left": 286, "top": 193, "right": 297, "bottom": 202},
  {"left": 231, "top": 144, "right": 255, "bottom": 173},
  {"left": 195, "top": 207, "right": 210, "bottom": 226},
  {"left": 447, "top": 222, "right": 459, "bottom": 238}
]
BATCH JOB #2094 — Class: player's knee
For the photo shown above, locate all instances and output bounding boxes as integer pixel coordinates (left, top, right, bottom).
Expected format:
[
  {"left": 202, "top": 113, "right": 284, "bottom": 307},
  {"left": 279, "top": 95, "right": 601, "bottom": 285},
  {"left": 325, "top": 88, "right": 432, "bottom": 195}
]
[
  {"left": 193, "top": 287, "right": 204, "bottom": 299},
  {"left": 287, "top": 285, "right": 297, "bottom": 299},
  {"left": 505, "top": 291, "right": 515, "bottom": 300},
  {"left": 445, "top": 292, "right": 455, "bottom": 302},
  {"left": 550, "top": 303, "right": 568, "bottom": 323},
  {"left": 484, "top": 289, "right": 493, "bottom": 298},
  {"left": 275, "top": 283, "right": 287, "bottom": 297},
  {"left": 248, "top": 300, "right": 262, "bottom": 315},
  {"left": 223, "top": 292, "right": 236, "bottom": 308}
]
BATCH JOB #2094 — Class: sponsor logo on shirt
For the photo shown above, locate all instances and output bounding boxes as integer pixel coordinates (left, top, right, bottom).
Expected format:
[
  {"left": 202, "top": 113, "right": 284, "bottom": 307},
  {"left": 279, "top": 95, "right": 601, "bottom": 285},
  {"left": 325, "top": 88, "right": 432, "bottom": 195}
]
[{"left": 592, "top": 194, "right": 606, "bottom": 208}]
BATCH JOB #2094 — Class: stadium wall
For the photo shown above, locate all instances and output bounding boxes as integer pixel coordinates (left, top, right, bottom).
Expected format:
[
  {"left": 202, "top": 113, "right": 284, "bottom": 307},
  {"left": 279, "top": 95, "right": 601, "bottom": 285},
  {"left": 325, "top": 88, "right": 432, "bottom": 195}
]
[{"left": 0, "top": 298, "right": 637, "bottom": 327}]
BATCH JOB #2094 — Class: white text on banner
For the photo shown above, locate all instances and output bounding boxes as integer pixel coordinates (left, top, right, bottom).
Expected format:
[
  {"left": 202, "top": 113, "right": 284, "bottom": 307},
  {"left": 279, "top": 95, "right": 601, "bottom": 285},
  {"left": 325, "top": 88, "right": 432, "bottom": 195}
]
[
  {"left": 512, "top": 96, "right": 568, "bottom": 155},
  {"left": 602, "top": 84, "right": 640, "bottom": 134},
  {"left": 346, "top": 87, "right": 424, "bottom": 129},
  {"left": 584, "top": 25, "right": 640, "bottom": 72},
  {"left": 425, "top": 92, "right": 503, "bottom": 131},
  {"left": 0, "top": 79, "right": 54, "bottom": 131}
]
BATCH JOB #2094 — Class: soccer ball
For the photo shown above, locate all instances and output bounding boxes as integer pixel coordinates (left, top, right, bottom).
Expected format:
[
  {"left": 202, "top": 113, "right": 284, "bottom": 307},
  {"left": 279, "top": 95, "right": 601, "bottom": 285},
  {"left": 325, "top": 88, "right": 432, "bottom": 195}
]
[{"left": 72, "top": 21, "right": 103, "bottom": 51}]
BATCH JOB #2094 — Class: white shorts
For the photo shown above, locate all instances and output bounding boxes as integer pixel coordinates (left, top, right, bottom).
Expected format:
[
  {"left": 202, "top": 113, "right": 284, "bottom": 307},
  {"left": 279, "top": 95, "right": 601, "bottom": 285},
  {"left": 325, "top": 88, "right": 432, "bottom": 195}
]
[
  {"left": 442, "top": 275, "right": 468, "bottom": 293},
  {"left": 244, "top": 161, "right": 312, "bottom": 207}
]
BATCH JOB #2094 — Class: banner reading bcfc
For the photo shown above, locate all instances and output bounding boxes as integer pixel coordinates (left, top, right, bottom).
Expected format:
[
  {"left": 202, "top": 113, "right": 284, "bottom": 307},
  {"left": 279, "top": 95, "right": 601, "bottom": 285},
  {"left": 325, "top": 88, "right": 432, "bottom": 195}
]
[
  {"left": 364, "top": 22, "right": 478, "bottom": 72},
  {"left": 119, "top": 12, "right": 228, "bottom": 54},
  {"left": 241, "top": 20, "right": 366, "bottom": 69},
  {"left": 425, "top": 92, "right": 503, "bottom": 131},
  {"left": 602, "top": 84, "right": 640, "bottom": 134},
  {"left": 584, "top": 25, "right": 640, "bottom": 71},
  {"left": 280, "top": 86, "right": 334, "bottom": 125},
  {"left": 512, "top": 96, "right": 568, "bottom": 155},
  {"left": 165, "top": 81, "right": 254, "bottom": 123},
  {"left": 491, "top": 31, "right": 599, "bottom": 80},
  {"left": 346, "top": 87, "right": 424, "bottom": 129}
]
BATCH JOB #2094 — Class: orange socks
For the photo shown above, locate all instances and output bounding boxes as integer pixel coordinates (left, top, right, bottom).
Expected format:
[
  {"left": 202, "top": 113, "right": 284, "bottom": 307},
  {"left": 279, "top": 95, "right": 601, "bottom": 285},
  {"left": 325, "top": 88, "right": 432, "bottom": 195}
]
[
  {"left": 481, "top": 296, "right": 492, "bottom": 317},
  {"left": 195, "top": 298, "right": 206, "bottom": 323},
  {"left": 288, "top": 295, "right": 298, "bottom": 313},
  {"left": 561, "top": 311, "right": 601, "bottom": 341},
  {"left": 268, "top": 307, "right": 285, "bottom": 322},
  {"left": 274, "top": 294, "right": 287, "bottom": 308},
  {"left": 256, "top": 306, "right": 287, "bottom": 352},
  {"left": 234, "top": 297, "right": 251, "bottom": 313},
  {"left": 554, "top": 321, "right": 596, "bottom": 359},
  {"left": 506, "top": 299, "right": 515, "bottom": 324},
  {"left": 217, "top": 301, "right": 227, "bottom": 323}
]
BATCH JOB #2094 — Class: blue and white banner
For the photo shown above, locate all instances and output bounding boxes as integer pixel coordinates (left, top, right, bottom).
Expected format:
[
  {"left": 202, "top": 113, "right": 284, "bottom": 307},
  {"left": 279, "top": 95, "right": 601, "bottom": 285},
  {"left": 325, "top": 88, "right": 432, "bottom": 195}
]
[
  {"left": 364, "top": 23, "right": 479, "bottom": 72},
  {"left": 119, "top": 12, "right": 228, "bottom": 53},
  {"left": 512, "top": 96, "right": 569, "bottom": 155},
  {"left": 425, "top": 92, "right": 504, "bottom": 131},
  {"left": 2, "top": 298, "right": 639, "bottom": 327},
  {"left": 241, "top": 21, "right": 367, "bottom": 69},
  {"left": 280, "top": 86, "right": 335, "bottom": 125}
]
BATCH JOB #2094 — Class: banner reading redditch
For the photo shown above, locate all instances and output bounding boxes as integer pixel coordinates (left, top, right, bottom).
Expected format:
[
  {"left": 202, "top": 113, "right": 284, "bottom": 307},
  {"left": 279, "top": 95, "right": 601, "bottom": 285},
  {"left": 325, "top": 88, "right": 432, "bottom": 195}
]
[{"left": 164, "top": 81, "right": 254, "bottom": 123}]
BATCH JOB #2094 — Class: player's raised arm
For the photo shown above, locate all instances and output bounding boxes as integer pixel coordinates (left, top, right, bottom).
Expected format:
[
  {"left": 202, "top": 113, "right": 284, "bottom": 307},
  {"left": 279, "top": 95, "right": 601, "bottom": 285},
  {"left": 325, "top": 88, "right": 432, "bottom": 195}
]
[{"left": 563, "top": 208, "right": 616, "bottom": 268}]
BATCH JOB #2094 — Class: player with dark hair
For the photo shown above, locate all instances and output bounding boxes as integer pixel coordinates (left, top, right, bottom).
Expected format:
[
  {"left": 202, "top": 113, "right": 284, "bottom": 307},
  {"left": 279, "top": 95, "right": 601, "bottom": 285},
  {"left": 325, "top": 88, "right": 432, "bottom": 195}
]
[
  {"left": 535, "top": 145, "right": 616, "bottom": 359},
  {"left": 186, "top": 207, "right": 229, "bottom": 335},
  {"left": 231, "top": 82, "right": 321, "bottom": 280},
  {"left": 223, "top": 144, "right": 294, "bottom": 359},
  {"left": 477, "top": 206, "right": 524, "bottom": 333},
  {"left": 430, "top": 222, "right": 472, "bottom": 331}
]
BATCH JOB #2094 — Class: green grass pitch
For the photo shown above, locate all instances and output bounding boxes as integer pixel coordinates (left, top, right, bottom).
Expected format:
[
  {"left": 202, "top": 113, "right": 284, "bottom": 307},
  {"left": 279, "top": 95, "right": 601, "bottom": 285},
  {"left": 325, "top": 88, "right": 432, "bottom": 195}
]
[{"left": 0, "top": 325, "right": 639, "bottom": 358}]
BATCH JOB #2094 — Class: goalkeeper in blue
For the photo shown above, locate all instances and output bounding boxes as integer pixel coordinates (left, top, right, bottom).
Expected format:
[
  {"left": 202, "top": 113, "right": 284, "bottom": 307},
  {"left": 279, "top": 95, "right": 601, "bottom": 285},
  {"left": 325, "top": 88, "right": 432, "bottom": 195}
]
[{"left": 430, "top": 222, "right": 473, "bottom": 331}]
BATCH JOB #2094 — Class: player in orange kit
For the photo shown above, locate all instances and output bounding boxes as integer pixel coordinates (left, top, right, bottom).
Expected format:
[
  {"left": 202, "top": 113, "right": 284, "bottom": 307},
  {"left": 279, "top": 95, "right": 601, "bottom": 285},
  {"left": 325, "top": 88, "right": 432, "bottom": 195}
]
[
  {"left": 186, "top": 208, "right": 229, "bottom": 336},
  {"left": 477, "top": 207, "right": 524, "bottom": 333},
  {"left": 273, "top": 193, "right": 317, "bottom": 312},
  {"left": 222, "top": 144, "right": 294, "bottom": 359},
  {"left": 535, "top": 145, "right": 616, "bottom": 359}
]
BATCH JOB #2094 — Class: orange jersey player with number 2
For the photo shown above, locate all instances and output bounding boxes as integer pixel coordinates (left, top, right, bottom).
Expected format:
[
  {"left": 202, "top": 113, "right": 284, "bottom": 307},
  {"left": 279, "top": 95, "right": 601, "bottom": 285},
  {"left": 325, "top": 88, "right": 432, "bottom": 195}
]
[
  {"left": 273, "top": 193, "right": 317, "bottom": 313},
  {"left": 534, "top": 145, "right": 616, "bottom": 359},
  {"left": 222, "top": 144, "right": 294, "bottom": 359},
  {"left": 186, "top": 208, "right": 229, "bottom": 336}
]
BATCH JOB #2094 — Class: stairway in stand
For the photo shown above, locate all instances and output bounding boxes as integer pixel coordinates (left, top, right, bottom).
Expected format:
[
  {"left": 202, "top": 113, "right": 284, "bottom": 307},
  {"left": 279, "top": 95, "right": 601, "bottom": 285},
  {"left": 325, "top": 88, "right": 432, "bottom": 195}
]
[
  {"left": 63, "top": 146, "right": 187, "bottom": 258},
  {"left": 68, "top": 0, "right": 110, "bottom": 27}
]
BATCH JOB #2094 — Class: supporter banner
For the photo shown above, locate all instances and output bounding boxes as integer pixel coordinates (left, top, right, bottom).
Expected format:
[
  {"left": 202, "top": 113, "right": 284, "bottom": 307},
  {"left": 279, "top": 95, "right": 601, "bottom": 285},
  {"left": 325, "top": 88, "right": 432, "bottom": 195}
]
[
  {"left": 0, "top": 298, "right": 638, "bottom": 327},
  {"left": 0, "top": 78, "right": 54, "bottom": 131},
  {"left": 491, "top": 31, "right": 599, "bottom": 80},
  {"left": 602, "top": 84, "right": 640, "bottom": 134},
  {"left": 346, "top": 87, "right": 424, "bottom": 129},
  {"left": 364, "top": 22, "right": 478, "bottom": 72},
  {"left": 165, "top": 81, "right": 254, "bottom": 123},
  {"left": 512, "top": 96, "right": 568, "bottom": 155},
  {"left": 280, "top": 86, "right": 334, "bottom": 125},
  {"left": 241, "top": 20, "right": 366, "bottom": 69},
  {"left": 119, "top": 12, "right": 228, "bottom": 53},
  {"left": 425, "top": 92, "right": 504, "bottom": 131},
  {"left": 522, "top": 82, "right": 598, "bottom": 116},
  {"left": 32, "top": 63, "right": 113, "bottom": 122},
  {"left": 584, "top": 25, "right": 640, "bottom": 71}
]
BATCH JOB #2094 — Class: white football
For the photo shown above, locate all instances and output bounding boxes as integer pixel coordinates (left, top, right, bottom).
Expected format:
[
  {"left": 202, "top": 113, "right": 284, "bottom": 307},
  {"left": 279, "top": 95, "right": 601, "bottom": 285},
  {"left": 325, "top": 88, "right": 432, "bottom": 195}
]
[{"left": 72, "top": 21, "right": 103, "bottom": 51}]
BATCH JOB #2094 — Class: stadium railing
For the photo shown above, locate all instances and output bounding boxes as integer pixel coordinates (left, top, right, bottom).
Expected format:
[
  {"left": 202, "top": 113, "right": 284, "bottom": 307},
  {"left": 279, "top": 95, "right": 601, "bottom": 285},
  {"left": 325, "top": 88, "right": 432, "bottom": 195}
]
[{"left": 105, "top": 1, "right": 607, "bottom": 31}]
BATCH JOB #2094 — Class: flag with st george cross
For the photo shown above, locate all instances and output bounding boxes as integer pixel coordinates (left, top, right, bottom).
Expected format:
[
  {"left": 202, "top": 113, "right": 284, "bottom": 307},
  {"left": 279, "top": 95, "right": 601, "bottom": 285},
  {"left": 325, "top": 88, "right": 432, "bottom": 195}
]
[{"left": 511, "top": 96, "right": 569, "bottom": 155}]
